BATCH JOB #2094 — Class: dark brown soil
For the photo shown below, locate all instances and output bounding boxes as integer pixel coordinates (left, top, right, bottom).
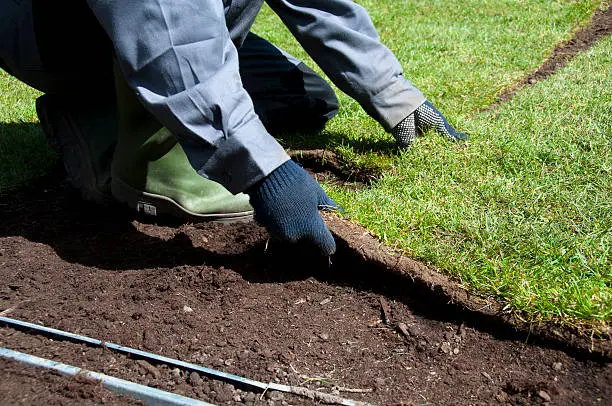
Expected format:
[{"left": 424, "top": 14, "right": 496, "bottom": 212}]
[
  {"left": 290, "top": 149, "right": 376, "bottom": 188},
  {"left": 0, "top": 169, "right": 611, "bottom": 406},
  {"left": 0, "top": 358, "right": 144, "bottom": 405}
]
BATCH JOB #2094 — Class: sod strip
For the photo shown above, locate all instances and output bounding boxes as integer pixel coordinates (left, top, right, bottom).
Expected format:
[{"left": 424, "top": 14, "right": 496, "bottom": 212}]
[
  {"left": 0, "top": 316, "right": 371, "bottom": 406},
  {"left": 0, "top": 348, "right": 214, "bottom": 406}
]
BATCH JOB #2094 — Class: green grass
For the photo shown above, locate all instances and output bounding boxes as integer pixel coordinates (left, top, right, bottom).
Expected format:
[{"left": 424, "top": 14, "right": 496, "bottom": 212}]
[
  {"left": 256, "top": 0, "right": 610, "bottom": 330},
  {"left": 256, "top": 0, "right": 602, "bottom": 115},
  {"left": 0, "top": 1, "right": 609, "bottom": 331},
  {"left": 0, "top": 71, "right": 55, "bottom": 191},
  {"left": 341, "top": 35, "right": 612, "bottom": 329}
]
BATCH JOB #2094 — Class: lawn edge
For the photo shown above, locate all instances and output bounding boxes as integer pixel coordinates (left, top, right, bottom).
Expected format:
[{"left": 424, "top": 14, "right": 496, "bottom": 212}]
[{"left": 324, "top": 212, "right": 612, "bottom": 360}]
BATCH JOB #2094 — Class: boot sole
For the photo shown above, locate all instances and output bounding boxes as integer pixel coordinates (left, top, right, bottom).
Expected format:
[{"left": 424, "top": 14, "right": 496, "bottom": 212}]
[{"left": 112, "top": 177, "right": 254, "bottom": 224}]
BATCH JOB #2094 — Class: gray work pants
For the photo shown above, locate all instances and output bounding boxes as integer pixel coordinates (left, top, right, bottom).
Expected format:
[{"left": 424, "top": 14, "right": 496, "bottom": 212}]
[{"left": 0, "top": 0, "right": 338, "bottom": 134}]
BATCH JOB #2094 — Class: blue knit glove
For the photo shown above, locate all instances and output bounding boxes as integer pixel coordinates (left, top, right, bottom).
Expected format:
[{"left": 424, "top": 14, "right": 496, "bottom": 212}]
[
  {"left": 392, "top": 100, "right": 468, "bottom": 147},
  {"left": 247, "top": 160, "right": 338, "bottom": 255}
]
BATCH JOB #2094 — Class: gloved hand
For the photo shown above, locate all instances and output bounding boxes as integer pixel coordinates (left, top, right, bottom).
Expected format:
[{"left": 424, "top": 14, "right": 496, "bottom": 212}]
[
  {"left": 392, "top": 100, "right": 468, "bottom": 147},
  {"left": 246, "top": 159, "right": 338, "bottom": 255}
]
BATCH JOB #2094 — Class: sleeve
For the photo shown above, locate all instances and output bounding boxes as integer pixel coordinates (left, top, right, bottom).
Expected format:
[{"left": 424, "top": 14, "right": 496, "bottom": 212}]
[
  {"left": 86, "top": 0, "right": 290, "bottom": 194},
  {"left": 266, "top": 0, "right": 425, "bottom": 131}
]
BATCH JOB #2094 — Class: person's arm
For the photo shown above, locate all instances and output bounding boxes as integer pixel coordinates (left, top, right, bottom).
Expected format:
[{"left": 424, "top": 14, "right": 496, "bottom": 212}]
[
  {"left": 265, "top": 0, "right": 426, "bottom": 132},
  {"left": 267, "top": 0, "right": 467, "bottom": 146},
  {"left": 86, "top": 0, "right": 290, "bottom": 194},
  {"left": 86, "top": 0, "right": 337, "bottom": 255}
]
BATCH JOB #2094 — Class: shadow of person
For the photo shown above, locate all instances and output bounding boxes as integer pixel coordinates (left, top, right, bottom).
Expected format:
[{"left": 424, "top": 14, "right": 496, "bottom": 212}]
[
  {"left": 0, "top": 121, "right": 504, "bottom": 329},
  {"left": 0, "top": 120, "right": 395, "bottom": 277},
  {"left": 279, "top": 128, "right": 397, "bottom": 156},
  {"left": 0, "top": 149, "right": 321, "bottom": 282}
]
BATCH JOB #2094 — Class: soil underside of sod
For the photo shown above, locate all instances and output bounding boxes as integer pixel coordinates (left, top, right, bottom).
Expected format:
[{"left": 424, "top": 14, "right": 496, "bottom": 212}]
[
  {"left": 1, "top": 7, "right": 611, "bottom": 406},
  {"left": 0, "top": 167, "right": 611, "bottom": 406}
]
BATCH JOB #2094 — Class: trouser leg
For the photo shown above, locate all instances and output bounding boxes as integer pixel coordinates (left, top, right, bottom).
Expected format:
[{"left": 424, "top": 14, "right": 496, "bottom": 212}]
[
  {"left": 238, "top": 33, "right": 339, "bottom": 134},
  {"left": 0, "top": 1, "right": 117, "bottom": 203},
  {"left": 0, "top": 57, "right": 14, "bottom": 77},
  {"left": 35, "top": 93, "right": 117, "bottom": 203},
  {"left": 3, "top": 1, "right": 252, "bottom": 220},
  {"left": 110, "top": 63, "right": 254, "bottom": 222},
  {"left": 19, "top": 0, "right": 118, "bottom": 203}
]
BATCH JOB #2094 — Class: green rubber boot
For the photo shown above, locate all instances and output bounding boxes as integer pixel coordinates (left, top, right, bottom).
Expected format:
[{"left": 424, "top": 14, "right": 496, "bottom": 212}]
[{"left": 111, "top": 67, "right": 253, "bottom": 223}]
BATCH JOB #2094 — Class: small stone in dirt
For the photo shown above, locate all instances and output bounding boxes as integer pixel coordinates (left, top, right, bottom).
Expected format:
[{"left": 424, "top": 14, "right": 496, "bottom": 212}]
[
  {"left": 266, "top": 390, "right": 284, "bottom": 401},
  {"left": 528, "top": 77, "right": 537, "bottom": 84},
  {"left": 217, "top": 383, "right": 236, "bottom": 402},
  {"left": 136, "top": 360, "right": 161, "bottom": 379},
  {"left": 183, "top": 305, "right": 193, "bottom": 313},
  {"left": 453, "top": 347, "right": 460, "bottom": 355},
  {"left": 495, "top": 392, "right": 508, "bottom": 402},
  {"left": 379, "top": 297, "right": 392, "bottom": 325},
  {"left": 320, "top": 297, "right": 331, "bottom": 305},
  {"left": 416, "top": 340, "right": 428, "bottom": 352},
  {"left": 481, "top": 371, "right": 493, "bottom": 383},
  {"left": 439, "top": 342, "right": 452, "bottom": 354},
  {"left": 318, "top": 332, "right": 329, "bottom": 341},
  {"left": 189, "top": 371, "right": 202, "bottom": 386},
  {"left": 170, "top": 368, "right": 182, "bottom": 379},
  {"left": 552, "top": 362, "right": 563, "bottom": 371},
  {"left": 538, "top": 390, "right": 552, "bottom": 402},
  {"left": 456, "top": 322, "right": 466, "bottom": 337},
  {"left": 233, "top": 394, "right": 242, "bottom": 402},
  {"left": 396, "top": 322, "right": 412, "bottom": 338},
  {"left": 243, "top": 392, "right": 258, "bottom": 404},
  {"left": 194, "top": 353, "right": 210, "bottom": 363}
]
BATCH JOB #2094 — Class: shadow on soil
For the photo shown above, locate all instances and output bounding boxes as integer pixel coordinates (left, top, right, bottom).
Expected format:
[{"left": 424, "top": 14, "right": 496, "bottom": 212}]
[{"left": 0, "top": 171, "right": 609, "bottom": 364}]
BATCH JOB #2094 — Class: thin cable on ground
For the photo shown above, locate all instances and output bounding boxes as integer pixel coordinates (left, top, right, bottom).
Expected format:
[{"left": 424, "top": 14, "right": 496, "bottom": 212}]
[
  {"left": 0, "top": 347, "right": 214, "bottom": 406},
  {"left": 0, "top": 316, "right": 373, "bottom": 406}
]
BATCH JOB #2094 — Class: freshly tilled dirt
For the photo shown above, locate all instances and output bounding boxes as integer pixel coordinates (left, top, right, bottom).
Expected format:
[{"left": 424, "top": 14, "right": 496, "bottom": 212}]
[
  {"left": 1, "top": 8, "right": 611, "bottom": 403},
  {"left": 0, "top": 170, "right": 610, "bottom": 405}
]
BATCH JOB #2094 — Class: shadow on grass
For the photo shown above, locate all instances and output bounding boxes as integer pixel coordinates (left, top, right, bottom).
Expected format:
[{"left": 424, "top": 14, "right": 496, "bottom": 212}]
[
  {"left": 0, "top": 122, "right": 57, "bottom": 193},
  {"left": 278, "top": 128, "right": 397, "bottom": 155}
]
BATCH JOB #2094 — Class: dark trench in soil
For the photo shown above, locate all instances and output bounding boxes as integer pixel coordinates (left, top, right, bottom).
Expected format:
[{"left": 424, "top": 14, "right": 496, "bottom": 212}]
[
  {"left": 0, "top": 168, "right": 610, "bottom": 405},
  {"left": 489, "top": 5, "right": 612, "bottom": 109}
]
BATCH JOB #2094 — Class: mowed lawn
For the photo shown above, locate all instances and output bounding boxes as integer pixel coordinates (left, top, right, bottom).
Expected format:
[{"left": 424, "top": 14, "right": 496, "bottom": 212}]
[{"left": 1, "top": 1, "right": 609, "bottom": 332}]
